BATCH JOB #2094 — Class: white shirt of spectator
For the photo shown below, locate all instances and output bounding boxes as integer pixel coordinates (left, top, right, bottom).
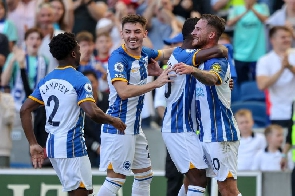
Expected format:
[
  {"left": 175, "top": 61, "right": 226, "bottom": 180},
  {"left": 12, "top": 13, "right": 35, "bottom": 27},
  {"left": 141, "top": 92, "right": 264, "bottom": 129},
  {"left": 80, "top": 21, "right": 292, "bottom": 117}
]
[
  {"left": 238, "top": 132, "right": 266, "bottom": 170},
  {"left": 256, "top": 50, "right": 295, "bottom": 120},
  {"left": 252, "top": 148, "right": 293, "bottom": 171}
]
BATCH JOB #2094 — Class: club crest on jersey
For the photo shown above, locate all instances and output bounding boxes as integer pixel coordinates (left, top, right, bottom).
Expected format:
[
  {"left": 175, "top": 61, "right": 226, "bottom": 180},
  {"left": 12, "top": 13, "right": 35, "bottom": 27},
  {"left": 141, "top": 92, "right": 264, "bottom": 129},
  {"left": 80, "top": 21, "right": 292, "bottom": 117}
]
[
  {"left": 211, "top": 63, "right": 222, "bottom": 73},
  {"left": 123, "top": 161, "right": 131, "bottom": 170},
  {"left": 114, "top": 63, "right": 124, "bottom": 72},
  {"left": 84, "top": 83, "right": 92, "bottom": 93}
]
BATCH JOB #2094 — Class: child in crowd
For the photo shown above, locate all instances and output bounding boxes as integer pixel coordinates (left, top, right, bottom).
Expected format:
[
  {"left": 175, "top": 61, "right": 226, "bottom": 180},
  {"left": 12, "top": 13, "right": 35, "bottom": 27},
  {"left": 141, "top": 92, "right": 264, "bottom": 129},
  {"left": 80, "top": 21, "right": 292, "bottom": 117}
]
[
  {"left": 95, "top": 32, "right": 112, "bottom": 92},
  {"left": 252, "top": 124, "right": 293, "bottom": 171},
  {"left": 235, "top": 109, "right": 266, "bottom": 170}
]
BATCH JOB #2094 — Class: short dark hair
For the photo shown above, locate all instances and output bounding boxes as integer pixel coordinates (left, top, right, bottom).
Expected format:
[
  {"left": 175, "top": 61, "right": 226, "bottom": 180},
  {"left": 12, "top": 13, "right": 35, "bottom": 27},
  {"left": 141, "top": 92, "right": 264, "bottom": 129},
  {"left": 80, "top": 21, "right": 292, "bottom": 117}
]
[
  {"left": 201, "top": 14, "right": 225, "bottom": 39},
  {"left": 76, "top": 31, "right": 93, "bottom": 43},
  {"left": 182, "top": 17, "right": 200, "bottom": 40},
  {"left": 24, "top": 28, "right": 43, "bottom": 40},
  {"left": 82, "top": 70, "right": 98, "bottom": 80},
  {"left": 269, "top": 26, "right": 293, "bottom": 38},
  {"left": 121, "top": 14, "right": 147, "bottom": 30},
  {"left": 49, "top": 32, "right": 77, "bottom": 60}
]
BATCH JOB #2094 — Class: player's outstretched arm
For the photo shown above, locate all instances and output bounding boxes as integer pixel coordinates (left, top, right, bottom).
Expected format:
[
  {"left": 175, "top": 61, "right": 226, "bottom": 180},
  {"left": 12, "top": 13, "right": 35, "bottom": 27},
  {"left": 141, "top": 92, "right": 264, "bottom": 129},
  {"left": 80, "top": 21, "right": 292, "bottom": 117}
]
[
  {"left": 158, "top": 47, "right": 176, "bottom": 61},
  {"left": 113, "top": 68, "right": 173, "bottom": 100},
  {"left": 20, "top": 98, "right": 44, "bottom": 169},
  {"left": 194, "top": 45, "right": 228, "bottom": 66},
  {"left": 80, "top": 101, "right": 126, "bottom": 133},
  {"left": 174, "top": 62, "right": 219, "bottom": 85}
]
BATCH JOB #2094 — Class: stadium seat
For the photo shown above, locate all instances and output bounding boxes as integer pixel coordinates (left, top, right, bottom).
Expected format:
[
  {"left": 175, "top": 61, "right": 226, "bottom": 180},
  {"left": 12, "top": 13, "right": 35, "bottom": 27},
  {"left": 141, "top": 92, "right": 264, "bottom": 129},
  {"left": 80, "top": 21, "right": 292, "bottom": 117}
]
[
  {"left": 231, "top": 101, "right": 269, "bottom": 128},
  {"left": 240, "top": 81, "right": 265, "bottom": 102}
]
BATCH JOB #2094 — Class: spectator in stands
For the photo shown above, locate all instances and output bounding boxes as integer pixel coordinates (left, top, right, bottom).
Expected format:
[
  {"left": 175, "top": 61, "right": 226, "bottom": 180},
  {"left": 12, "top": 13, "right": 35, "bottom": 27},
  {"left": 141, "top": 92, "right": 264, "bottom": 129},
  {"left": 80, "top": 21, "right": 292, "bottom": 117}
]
[
  {"left": 252, "top": 124, "right": 293, "bottom": 171},
  {"left": 0, "top": 33, "right": 10, "bottom": 74},
  {"left": 235, "top": 109, "right": 266, "bottom": 170},
  {"left": 256, "top": 26, "right": 295, "bottom": 128},
  {"left": 0, "top": 1, "right": 18, "bottom": 50},
  {"left": 143, "top": 0, "right": 182, "bottom": 50},
  {"left": 6, "top": 0, "right": 37, "bottom": 47},
  {"left": 95, "top": 32, "right": 112, "bottom": 92},
  {"left": 267, "top": 0, "right": 295, "bottom": 31},
  {"left": 96, "top": 0, "right": 153, "bottom": 52},
  {"left": 0, "top": 90, "right": 15, "bottom": 168},
  {"left": 75, "top": 31, "right": 97, "bottom": 73},
  {"left": 36, "top": 3, "right": 63, "bottom": 72},
  {"left": 49, "top": 0, "right": 74, "bottom": 32},
  {"left": 1, "top": 28, "right": 47, "bottom": 118},
  {"left": 72, "top": 0, "right": 107, "bottom": 39},
  {"left": 83, "top": 70, "right": 109, "bottom": 168},
  {"left": 227, "top": 0, "right": 269, "bottom": 85}
]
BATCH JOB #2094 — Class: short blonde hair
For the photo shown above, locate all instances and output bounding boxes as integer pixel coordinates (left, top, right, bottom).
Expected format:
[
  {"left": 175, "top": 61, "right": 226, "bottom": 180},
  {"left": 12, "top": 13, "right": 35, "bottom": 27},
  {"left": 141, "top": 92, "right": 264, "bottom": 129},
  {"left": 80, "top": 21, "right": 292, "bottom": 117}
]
[
  {"left": 234, "top": 109, "right": 253, "bottom": 119},
  {"left": 264, "top": 124, "right": 283, "bottom": 137}
]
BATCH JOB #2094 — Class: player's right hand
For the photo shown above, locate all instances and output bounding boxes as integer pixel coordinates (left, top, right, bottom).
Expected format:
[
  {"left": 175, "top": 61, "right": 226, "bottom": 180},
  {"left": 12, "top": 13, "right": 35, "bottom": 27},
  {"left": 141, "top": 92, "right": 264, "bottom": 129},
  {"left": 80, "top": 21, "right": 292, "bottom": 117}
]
[
  {"left": 111, "top": 117, "right": 127, "bottom": 134},
  {"left": 29, "top": 144, "right": 44, "bottom": 169}
]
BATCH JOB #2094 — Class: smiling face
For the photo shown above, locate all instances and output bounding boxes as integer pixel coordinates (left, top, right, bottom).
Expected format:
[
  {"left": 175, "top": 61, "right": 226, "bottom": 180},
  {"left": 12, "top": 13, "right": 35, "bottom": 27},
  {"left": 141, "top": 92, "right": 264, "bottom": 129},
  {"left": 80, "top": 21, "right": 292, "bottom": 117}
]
[
  {"left": 121, "top": 22, "right": 147, "bottom": 53},
  {"left": 37, "top": 6, "right": 54, "bottom": 28},
  {"left": 191, "top": 19, "right": 210, "bottom": 48},
  {"left": 25, "top": 32, "right": 42, "bottom": 55},
  {"left": 50, "top": 0, "right": 64, "bottom": 23}
]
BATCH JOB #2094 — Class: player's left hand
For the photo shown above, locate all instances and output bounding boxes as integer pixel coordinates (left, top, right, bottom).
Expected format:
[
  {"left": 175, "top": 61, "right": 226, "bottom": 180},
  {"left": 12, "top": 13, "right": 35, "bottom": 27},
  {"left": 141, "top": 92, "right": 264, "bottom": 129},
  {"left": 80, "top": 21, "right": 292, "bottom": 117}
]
[
  {"left": 229, "top": 78, "right": 234, "bottom": 90},
  {"left": 148, "top": 58, "right": 163, "bottom": 76},
  {"left": 30, "top": 144, "right": 44, "bottom": 169},
  {"left": 174, "top": 62, "right": 193, "bottom": 75}
]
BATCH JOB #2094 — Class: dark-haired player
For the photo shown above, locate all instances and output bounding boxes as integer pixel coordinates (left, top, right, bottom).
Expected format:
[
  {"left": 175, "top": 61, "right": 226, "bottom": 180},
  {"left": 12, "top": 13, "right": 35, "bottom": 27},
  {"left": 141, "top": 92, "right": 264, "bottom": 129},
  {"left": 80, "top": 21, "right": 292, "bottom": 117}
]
[
  {"left": 97, "top": 14, "right": 175, "bottom": 196},
  {"left": 20, "top": 32, "right": 126, "bottom": 196}
]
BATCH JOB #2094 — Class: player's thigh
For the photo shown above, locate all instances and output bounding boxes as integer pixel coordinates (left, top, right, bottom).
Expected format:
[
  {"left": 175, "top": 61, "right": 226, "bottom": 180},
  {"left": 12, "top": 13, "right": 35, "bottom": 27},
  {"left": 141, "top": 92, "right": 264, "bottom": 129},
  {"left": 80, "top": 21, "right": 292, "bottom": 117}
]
[
  {"left": 203, "top": 141, "right": 239, "bottom": 182},
  {"left": 132, "top": 131, "right": 151, "bottom": 171},
  {"left": 100, "top": 132, "right": 136, "bottom": 175},
  {"left": 162, "top": 132, "right": 207, "bottom": 174},
  {"left": 50, "top": 156, "right": 92, "bottom": 192}
]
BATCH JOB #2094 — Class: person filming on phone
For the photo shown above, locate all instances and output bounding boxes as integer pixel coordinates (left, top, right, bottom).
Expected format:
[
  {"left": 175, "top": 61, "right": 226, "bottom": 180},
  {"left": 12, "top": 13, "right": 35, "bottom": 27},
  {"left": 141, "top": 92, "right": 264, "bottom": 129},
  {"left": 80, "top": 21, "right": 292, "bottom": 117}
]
[{"left": 256, "top": 26, "right": 295, "bottom": 128}]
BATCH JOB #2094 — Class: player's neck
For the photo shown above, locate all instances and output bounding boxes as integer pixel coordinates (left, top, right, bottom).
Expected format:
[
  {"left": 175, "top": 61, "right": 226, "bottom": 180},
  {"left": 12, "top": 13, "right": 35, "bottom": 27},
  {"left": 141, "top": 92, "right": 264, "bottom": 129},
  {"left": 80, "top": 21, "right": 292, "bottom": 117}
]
[
  {"left": 58, "top": 60, "right": 76, "bottom": 68},
  {"left": 181, "top": 41, "right": 193, "bottom": 49},
  {"left": 123, "top": 44, "right": 141, "bottom": 57},
  {"left": 201, "top": 42, "right": 217, "bottom": 50}
]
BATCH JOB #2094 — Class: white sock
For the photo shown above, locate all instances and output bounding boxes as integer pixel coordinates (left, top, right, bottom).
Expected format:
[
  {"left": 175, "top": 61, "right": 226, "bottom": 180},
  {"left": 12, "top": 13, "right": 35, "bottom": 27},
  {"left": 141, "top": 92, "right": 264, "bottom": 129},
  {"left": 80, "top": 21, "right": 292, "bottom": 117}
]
[
  {"left": 238, "top": 194, "right": 242, "bottom": 196},
  {"left": 96, "top": 177, "right": 125, "bottom": 196},
  {"left": 132, "top": 170, "right": 153, "bottom": 196},
  {"left": 187, "top": 185, "right": 205, "bottom": 196},
  {"left": 178, "top": 184, "right": 187, "bottom": 196}
]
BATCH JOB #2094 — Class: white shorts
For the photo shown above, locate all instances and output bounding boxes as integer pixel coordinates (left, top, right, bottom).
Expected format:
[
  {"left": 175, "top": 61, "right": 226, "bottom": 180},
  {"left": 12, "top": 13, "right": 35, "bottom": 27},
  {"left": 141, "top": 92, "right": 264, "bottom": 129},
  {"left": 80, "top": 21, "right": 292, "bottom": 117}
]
[
  {"left": 49, "top": 155, "right": 92, "bottom": 192},
  {"left": 99, "top": 130, "right": 151, "bottom": 176},
  {"left": 162, "top": 132, "right": 208, "bottom": 174},
  {"left": 202, "top": 141, "right": 239, "bottom": 181}
]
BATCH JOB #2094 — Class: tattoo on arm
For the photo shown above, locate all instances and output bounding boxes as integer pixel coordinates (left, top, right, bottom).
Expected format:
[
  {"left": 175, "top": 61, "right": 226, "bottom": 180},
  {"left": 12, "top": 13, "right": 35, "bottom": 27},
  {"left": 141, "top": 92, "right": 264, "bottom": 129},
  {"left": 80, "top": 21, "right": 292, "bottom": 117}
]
[{"left": 191, "top": 67, "right": 219, "bottom": 85}]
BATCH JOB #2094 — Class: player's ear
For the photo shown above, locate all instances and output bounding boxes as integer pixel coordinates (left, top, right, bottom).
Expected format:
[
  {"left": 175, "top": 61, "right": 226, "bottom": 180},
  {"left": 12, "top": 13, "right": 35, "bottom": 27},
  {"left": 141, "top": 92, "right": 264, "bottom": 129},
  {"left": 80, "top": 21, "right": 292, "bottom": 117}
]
[
  {"left": 209, "top": 31, "right": 215, "bottom": 39},
  {"left": 143, "top": 30, "right": 148, "bottom": 38},
  {"left": 71, "top": 51, "right": 76, "bottom": 58}
]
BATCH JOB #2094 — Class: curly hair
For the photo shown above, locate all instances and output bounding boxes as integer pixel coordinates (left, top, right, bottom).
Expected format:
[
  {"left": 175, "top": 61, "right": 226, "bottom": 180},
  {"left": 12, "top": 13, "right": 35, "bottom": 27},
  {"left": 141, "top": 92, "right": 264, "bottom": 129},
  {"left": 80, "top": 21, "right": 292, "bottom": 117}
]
[
  {"left": 121, "top": 14, "right": 147, "bottom": 30},
  {"left": 182, "top": 17, "right": 200, "bottom": 40},
  {"left": 49, "top": 32, "right": 77, "bottom": 60}
]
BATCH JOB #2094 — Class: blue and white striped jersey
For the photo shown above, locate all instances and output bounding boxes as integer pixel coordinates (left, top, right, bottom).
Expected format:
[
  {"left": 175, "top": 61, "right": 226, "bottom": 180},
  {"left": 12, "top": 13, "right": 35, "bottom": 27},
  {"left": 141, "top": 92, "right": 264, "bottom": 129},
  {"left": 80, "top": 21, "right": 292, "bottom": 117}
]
[
  {"left": 162, "top": 47, "right": 199, "bottom": 133},
  {"left": 195, "top": 58, "right": 240, "bottom": 142},
  {"left": 102, "top": 45, "right": 160, "bottom": 135},
  {"left": 29, "top": 66, "right": 95, "bottom": 158}
]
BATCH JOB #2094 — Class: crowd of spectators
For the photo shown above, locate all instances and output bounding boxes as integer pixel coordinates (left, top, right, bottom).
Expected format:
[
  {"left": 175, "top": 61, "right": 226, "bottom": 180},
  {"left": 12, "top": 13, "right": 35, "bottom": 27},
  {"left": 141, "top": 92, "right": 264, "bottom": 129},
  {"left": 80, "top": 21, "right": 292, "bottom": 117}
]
[{"left": 0, "top": 0, "right": 295, "bottom": 191}]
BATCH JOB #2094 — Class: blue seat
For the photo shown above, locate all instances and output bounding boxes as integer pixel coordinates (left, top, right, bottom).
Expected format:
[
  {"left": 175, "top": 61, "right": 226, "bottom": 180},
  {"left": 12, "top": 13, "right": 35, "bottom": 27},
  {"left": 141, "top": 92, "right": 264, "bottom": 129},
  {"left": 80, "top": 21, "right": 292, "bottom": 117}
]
[
  {"left": 231, "top": 101, "right": 269, "bottom": 128},
  {"left": 240, "top": 81, "right": 265, "bottom": 102}
]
